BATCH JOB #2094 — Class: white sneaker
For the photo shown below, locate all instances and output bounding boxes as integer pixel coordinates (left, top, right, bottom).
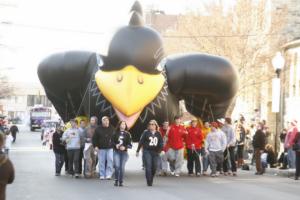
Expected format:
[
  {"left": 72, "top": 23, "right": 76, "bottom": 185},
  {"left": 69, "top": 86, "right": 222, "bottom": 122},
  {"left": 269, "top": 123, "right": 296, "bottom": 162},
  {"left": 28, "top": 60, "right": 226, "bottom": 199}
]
[
  {"left": 75, "top": 174, "right": 80, "bottom": 179},
  {"left": 171, "top": 172, "right": 175, "bottom": 176},
  {"left": 106, "top": 176, "right": 112, "bottom": 180},
  {"left": 100, "top": 176, "right": 105, "bottom": 180},
  {"left": 175, "top": 174, "right": 180, "bottom": 177},
  {"left": 216, "top": 172, "right": 220, "bottom": 177}
]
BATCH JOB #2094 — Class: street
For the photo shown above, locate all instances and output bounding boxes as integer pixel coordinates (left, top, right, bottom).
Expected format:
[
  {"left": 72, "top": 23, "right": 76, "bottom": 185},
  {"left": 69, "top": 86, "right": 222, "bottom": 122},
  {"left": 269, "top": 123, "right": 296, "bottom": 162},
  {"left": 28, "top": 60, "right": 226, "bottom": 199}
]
[{"left": 6, "top": 126, "right": 300, "bottom": 200}]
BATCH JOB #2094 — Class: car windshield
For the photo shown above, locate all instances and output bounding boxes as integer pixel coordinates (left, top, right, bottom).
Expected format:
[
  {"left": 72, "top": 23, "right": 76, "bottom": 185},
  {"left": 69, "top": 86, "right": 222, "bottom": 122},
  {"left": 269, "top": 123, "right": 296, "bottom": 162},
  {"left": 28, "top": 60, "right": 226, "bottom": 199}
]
[
  {"left": 44, "top": 122, "right": 57, "bottom": 128},
  {"left": 31, "top": 111, "right": 51, "bottom": 118}
]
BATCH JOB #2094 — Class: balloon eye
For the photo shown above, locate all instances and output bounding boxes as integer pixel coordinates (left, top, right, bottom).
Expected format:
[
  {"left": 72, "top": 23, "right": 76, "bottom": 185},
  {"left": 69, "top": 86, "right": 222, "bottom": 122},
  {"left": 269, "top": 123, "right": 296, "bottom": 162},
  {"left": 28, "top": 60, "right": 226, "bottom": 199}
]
[
  {"left": 137, "top": 75, "right": 144, "bottom": 84},
  {"left": 117, "top": 74, "right": 123, "bottom": 82}
]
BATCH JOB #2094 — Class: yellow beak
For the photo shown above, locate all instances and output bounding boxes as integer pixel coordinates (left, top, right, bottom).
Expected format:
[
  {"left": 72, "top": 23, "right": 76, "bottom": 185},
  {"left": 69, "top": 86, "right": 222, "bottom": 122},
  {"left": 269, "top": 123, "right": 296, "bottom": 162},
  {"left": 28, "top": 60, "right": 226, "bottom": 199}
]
[{"left": 95, "top": 65, "right": 165, "bottom": 127}]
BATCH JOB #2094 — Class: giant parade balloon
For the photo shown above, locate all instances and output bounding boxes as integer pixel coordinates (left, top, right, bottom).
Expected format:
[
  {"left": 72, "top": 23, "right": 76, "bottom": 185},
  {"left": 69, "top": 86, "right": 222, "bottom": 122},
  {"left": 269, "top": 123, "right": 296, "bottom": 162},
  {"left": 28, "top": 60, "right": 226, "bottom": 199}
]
[{"left": 38, "top": 1, "right": 238, "bottom": 141}]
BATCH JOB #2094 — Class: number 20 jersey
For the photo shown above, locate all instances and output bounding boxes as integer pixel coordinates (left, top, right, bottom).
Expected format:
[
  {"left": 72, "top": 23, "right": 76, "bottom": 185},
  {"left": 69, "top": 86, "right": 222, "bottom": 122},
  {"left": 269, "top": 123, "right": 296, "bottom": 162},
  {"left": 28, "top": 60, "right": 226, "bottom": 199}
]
[{"left": 138, "top": 130, "right": 164, "bottom": 152}]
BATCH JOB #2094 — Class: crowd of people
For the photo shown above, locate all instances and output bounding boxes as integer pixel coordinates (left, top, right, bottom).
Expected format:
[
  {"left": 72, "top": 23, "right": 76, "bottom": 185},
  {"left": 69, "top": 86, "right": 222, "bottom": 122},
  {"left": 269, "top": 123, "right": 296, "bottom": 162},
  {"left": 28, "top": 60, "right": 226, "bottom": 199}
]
[
  {"left": 50, "top": 113, "right": 300, "bottom": 187},
  {"left": 52, "top": 116, "right": 133, "bottom": 187},
  {"left": 0, "top": 113, "right": 299, "bottom": 200}
]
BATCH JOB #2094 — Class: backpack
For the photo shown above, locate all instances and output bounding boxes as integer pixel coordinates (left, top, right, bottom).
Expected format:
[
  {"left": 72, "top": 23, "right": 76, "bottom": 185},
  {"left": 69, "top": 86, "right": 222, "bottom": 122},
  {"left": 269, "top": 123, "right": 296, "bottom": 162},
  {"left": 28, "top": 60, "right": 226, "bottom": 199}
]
[{"left": 242, "top": 164, "right": 250, "bottom": 171}]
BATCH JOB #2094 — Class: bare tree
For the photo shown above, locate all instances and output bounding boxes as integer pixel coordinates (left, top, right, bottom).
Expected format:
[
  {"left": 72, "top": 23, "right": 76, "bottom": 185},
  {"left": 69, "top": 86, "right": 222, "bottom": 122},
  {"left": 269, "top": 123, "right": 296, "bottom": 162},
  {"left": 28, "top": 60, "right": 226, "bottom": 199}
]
[
  {"left": 0, "top": 74, "right": 13, "bottom": 99},
  {"left": 163, "top": 0, "right": 287, "bottom": 116}
]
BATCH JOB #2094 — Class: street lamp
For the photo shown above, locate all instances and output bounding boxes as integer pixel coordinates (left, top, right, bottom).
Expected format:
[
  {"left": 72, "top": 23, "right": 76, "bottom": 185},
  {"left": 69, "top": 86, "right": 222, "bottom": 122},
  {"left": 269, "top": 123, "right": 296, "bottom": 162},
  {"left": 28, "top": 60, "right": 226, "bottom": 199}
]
[
  {"left": 272, "top": 52, "right": 285, "bottom": 78},
  {"left": 271, "top": 52, "right": 285, "bottom": 154}
]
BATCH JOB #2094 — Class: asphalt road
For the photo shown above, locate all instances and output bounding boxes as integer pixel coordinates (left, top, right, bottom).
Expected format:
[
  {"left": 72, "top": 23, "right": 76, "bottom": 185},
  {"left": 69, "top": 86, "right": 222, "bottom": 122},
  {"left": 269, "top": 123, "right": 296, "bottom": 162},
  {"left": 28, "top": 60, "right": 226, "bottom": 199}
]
[{"left": 6, "top": 126, "right": 300, "bottom": 200}]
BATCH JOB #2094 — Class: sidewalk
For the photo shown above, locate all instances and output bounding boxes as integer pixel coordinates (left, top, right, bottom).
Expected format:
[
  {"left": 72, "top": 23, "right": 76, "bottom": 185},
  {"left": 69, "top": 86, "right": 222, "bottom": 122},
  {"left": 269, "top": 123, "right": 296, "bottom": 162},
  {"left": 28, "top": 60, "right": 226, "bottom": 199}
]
[
  {"left": 264, "top": 167, "right": 296, "bottom": 177},
  {"left": 246, "top": 163, "right": 296, "bottom": 177}
]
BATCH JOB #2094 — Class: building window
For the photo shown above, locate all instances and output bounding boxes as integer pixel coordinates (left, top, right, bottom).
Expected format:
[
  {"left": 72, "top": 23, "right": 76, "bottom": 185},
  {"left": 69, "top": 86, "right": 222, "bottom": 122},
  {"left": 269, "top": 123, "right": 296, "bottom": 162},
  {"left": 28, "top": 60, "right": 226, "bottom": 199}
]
[{"left": 27, "top": 95, "right": 52, "bottom": 107}]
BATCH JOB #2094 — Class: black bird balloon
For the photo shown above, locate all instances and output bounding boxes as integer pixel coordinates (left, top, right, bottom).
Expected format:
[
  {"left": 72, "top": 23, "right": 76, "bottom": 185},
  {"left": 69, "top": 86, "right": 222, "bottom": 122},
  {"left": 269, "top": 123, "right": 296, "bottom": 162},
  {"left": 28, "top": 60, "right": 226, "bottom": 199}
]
[{"left": 38, "top": 1, "right": 238, "bottom": 141}]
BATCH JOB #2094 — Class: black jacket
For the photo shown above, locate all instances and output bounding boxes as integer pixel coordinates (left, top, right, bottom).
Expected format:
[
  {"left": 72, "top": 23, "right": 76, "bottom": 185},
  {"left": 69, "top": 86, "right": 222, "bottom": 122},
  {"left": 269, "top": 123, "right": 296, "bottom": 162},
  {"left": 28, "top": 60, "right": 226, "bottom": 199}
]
[
  {"left": 112, "top": 131, "right": 132, "bottom": 152},
  {"left": 137, "top": 130, "right": 163, "bottom": 153},
  {"left": 252, "top": 129, "right": 266, "bottom": 150},
  {"left": 92, "top": 125, "right": 115, "bottom": 149},
  {"left": 10, "top": 125, "right": 19, "bottom": 135},
  {"left": 52, "top": 131, "right": 66, "bottom": 154}
]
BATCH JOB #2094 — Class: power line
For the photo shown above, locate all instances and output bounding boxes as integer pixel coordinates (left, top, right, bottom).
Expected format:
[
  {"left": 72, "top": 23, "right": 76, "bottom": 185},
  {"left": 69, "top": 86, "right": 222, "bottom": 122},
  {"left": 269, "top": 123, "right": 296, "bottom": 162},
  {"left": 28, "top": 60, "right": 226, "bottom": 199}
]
[
  {"left": 0, "top": 22, "right": 284, "bottom": 38},
  {"left": 162, "top": 33, "right": 284, "bottom": 38},
  {"left": 0, "top": 3, "right": 18, "bottom": 8},
  {"left": 0, "top": 22, "right": 105, "bottom": 35}
]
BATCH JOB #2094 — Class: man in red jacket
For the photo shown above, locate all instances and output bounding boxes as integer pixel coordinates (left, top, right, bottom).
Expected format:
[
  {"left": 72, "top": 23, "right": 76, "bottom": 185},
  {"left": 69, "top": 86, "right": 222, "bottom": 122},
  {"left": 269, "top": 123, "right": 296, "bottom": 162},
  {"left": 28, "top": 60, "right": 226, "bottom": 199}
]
[
  {"left": 166, "top": 116, "right": 187, "bottom": 177},
  {"left": 186, "top": 118, "right": 203, "bottom": 176}
]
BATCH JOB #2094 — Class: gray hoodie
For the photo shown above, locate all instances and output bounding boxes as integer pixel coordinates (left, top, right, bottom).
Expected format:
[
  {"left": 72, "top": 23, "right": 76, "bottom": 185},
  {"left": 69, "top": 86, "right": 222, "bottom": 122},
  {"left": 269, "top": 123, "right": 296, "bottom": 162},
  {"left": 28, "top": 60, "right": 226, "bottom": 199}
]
[
  {"left": 221, "top": 124, "right": 236, "bottom": 147},
  {"left": 62, "top": 128, "right": 81, "bottom": 150},
  {"left": 205, "top": 129, "right": 227, "bottom": 152}
]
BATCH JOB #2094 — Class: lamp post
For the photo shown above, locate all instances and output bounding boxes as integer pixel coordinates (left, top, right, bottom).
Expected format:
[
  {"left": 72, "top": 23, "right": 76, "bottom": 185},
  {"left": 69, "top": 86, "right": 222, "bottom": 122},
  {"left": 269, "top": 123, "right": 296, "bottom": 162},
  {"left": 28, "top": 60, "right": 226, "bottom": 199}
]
[{"left": 271, "top": 52, "right": 285, "bottom": 154}]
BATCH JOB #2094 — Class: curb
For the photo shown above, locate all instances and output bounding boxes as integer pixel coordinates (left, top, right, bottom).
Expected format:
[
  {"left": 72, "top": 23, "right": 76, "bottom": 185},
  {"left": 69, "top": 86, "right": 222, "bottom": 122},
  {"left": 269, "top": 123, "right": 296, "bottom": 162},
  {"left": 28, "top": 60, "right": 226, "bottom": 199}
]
[
  {"left": 244, "top": 163, "right": 296, "bottom": 177},
  {"left": 264, "top": 168, "right": 295, "bottom": 177}
]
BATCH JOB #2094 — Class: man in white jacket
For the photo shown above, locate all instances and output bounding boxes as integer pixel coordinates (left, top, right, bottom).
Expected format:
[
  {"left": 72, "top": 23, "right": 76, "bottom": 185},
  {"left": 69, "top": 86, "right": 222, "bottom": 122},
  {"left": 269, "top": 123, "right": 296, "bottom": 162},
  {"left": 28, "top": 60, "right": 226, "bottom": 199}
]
[
  {"left": 220, "top": 117, "right": 237, "bottom": 176},
  {"left": 205, "top": 122, "right": 227, "bottom": 177}
]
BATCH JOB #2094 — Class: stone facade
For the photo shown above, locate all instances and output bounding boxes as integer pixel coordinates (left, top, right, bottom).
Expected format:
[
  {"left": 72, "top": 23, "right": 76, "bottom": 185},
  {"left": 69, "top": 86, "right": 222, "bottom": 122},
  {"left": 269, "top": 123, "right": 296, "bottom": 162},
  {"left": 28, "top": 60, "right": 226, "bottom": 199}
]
[
  {"left": 282, "top": 40, "right": 300, "bottom": 124},
  {"left": 0, "top": 82, "right": 55, "bottom": 123},
  {"left": 273, "top": 0, "right": 300, "bottom": 42}
]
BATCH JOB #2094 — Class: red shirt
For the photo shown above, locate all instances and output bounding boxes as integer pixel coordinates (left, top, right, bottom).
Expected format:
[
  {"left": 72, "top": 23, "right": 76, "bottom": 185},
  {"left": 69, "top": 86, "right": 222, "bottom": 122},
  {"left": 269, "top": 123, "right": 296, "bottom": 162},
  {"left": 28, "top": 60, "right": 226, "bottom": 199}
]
[
  {"left": 186, "top": 126, "right": 203, "bottom": 150},
  {"left": 167, "top": 124, "right": 187, "bottom": 150},
  {"left": 159, "top": 127, "right": 169, "bottom": 152},
  {"left": 159, "top": 127, "right": 167, "bottom": 138}
]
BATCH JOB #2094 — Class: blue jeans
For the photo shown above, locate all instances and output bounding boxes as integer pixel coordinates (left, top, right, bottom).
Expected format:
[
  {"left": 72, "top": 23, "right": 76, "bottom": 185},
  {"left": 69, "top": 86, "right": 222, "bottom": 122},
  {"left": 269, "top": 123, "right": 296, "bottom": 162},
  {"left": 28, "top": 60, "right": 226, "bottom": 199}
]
[
  {"left": 261, "top": 160, "right": 268, "bottom": 170},
  {"left": 98, "top": 149, "right": 113, "bottom": 178},
  {"left": 143, "top": 150, "right": 159, "bottom": 185},
  {"left": 288, "top": 148, "right": 296, "bottom": 169},
  {"left": 114, "top": 150, "right": 128, "bottom": 183},
  {"left": 55, "top": 153, "right": 65, "bottom": 174}
]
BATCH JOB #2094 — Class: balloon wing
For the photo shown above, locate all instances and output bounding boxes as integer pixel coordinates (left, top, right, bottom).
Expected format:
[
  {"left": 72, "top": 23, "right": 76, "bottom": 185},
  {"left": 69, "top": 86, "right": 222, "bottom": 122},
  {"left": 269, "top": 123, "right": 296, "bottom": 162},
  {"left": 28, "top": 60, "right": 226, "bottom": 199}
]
[
  {"left": 38, "top": 51, "right": 98, "bottom": 122},
  {"left": 164, "top": 53, "right": 238, "bottom": 121}
]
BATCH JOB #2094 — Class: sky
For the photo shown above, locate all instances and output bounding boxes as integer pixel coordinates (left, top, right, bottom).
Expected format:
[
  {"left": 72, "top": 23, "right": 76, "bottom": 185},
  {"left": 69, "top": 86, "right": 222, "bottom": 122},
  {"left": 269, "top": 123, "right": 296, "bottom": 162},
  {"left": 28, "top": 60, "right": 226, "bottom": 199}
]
[{"left": 0, "top": 0, "right": 234, "bottom": 83}]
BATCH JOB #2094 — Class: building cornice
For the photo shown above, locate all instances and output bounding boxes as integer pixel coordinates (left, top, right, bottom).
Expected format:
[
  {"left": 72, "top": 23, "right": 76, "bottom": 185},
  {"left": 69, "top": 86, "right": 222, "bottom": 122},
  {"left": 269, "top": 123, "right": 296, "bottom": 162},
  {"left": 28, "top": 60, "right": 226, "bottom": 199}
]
[{"left": 282, "top": 39, "right": 300, "bottom": 51}]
